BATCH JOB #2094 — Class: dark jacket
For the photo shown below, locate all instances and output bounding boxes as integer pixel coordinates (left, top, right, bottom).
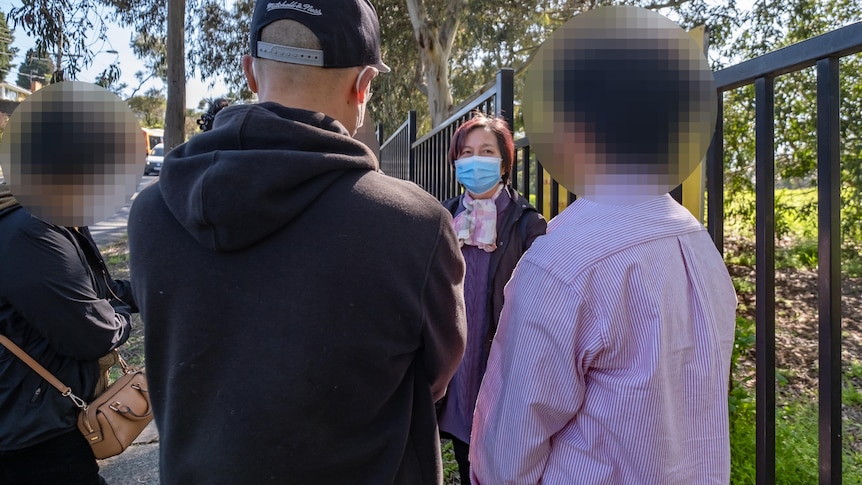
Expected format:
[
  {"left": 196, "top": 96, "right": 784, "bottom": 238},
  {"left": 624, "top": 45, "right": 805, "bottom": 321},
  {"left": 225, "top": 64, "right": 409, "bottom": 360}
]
[
  {"left": 442, "top": 186, "right": 546, "bottom": 351},
  {"left": 0, "top": 187, "right": 133, "bottom": 450},
  {"left": 128, "top": 103, "right": 467, "bottom": 485}
]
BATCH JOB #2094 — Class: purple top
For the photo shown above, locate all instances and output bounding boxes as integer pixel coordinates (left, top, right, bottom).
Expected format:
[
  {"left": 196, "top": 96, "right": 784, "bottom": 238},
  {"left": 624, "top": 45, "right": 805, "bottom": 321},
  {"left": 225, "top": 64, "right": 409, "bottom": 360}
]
[{"left": 438, "top": 188, "right": 511, "bottom": 444}]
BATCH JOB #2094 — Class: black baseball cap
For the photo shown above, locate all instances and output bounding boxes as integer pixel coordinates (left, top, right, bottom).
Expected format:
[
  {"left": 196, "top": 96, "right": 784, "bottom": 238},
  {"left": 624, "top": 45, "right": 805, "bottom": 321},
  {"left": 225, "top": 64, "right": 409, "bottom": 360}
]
[{"left": 249, "top": 0, "right": 390, "bottom": 73}]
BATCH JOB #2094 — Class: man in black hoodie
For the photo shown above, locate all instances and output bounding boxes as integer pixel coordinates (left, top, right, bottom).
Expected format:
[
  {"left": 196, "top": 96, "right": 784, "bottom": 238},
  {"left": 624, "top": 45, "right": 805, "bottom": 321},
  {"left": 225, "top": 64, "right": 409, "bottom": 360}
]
[{"left": 127, "top": 1, "right": 467, "bottom": 483}]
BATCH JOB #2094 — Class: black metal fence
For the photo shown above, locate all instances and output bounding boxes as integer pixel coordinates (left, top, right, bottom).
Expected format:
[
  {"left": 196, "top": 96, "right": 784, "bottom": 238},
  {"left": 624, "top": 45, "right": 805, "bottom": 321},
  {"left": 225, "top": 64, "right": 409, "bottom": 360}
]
[
  {"left": 381, "top": 69, "right": 515, "bottom": 201},
  {"left": 379, "top": 21, "right": 862, "bottom": 484}
]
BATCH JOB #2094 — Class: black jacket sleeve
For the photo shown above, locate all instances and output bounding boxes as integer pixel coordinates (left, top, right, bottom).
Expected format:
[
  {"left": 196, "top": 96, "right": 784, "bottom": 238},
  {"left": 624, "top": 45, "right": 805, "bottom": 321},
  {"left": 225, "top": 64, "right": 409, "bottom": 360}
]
[
  {"left": 109, "top": 278, "right": 139, "bottom": 314},
  {"left": 420, "top": 211, "right": 467, "bottom": 402},
  {"left": 522, "top": 211, "right": 547, "bottom": 250},
  {"left": 3, "top": 217, "right": 131, "bottom": 360}
]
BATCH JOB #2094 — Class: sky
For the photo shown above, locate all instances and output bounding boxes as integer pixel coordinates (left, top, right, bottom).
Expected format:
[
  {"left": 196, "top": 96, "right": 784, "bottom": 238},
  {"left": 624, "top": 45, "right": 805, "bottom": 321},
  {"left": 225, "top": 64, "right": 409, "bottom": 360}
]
[{"left": 0, "top": 1, "right": 231, "bottom": 110}]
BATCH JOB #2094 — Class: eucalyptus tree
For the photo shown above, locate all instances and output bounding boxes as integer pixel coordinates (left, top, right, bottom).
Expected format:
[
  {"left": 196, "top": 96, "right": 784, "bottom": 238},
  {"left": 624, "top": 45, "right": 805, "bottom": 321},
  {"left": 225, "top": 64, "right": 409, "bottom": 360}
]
[
  {"left": 6, "top": 0, "right": 118, "bottom": 83},
  {"left": 127, "top": 86, "right": 166, "bottom": 128},
  {"left": 363, "top": 0, "right": 745, "bottom": 133},
  {"left": 0, "top": 13, "right": 17, "bottom": 82}
]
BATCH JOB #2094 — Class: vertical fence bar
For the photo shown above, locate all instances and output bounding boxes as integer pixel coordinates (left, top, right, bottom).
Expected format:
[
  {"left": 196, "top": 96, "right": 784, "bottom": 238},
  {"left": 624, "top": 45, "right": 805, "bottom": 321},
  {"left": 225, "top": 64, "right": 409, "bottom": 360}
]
[
  {"left": 376, "top": 123, "right": 384, "bottom": 152},
  {"left": 435, "top": 132, "right": 441, "bottom": 200},
  {"left": 408, "top": 111, "right": 417, "bottom": 183},
  {"left": 550, "top": 180, "right": 560, "bottom": 218},
  {"left": 422, "top": 142, "right": 430, "bottom": 193},
  {"left": 707, "top": 95, "right": 725, "bottom": 254},
  {"left": 535, "top": 161, "right": 545, "bottom": 220},
  {"left": 440, "top": 131, "right": 448, "bottom": 199},
  {"left": 523, "top": 146, "right": 532, "bottom": 201},
  {"left": 816, "top": 56, "right": 842, "bottom": 485},
  {"left": 496, "top": 68, "right": 515, "bottom": 135},
  {"left": 417, "top": 143, "right": 425, "bottom": 191},
  {"left": 755, "top": 75, "right": 776, "bottom": 485},
  {"left": 512, "top": 148, "right": 520, "bottom": 192}
]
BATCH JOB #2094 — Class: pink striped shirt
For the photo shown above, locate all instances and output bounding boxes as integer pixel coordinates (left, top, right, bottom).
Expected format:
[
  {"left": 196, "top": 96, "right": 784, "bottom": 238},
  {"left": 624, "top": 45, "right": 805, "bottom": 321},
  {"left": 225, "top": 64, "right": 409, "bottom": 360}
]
[{"left": 470, "top": 194, "right": 737, "bottom": 484}]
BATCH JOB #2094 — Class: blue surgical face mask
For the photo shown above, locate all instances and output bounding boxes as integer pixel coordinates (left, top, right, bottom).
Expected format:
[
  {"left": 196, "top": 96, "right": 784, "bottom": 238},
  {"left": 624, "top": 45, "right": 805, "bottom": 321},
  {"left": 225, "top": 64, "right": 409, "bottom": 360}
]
[{"left": 454, "top": 156, "right": 502, "bottom": 195}]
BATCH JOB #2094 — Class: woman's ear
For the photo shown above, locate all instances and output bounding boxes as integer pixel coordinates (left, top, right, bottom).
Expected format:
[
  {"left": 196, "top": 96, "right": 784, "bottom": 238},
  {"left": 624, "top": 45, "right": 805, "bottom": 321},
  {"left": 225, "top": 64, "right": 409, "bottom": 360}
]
[{"left": 242, "top": 55, "right": 259, "bottom": 94}]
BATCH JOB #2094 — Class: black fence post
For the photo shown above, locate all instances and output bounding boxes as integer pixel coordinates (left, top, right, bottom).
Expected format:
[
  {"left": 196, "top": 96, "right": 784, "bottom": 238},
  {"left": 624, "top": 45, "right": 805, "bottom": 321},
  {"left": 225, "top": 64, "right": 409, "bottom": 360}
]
[
  {"left": 754, "top": 75, "right": 776, "bottom": 485},
  {"left": 535, "top": 161, "right": 545, "bottom": 219},
  {"left": 495, "top": 68, "right": 515, "bottom": 137},
  {"left": 522, "top": 144, "right": 531, "bottom": 201},
  {"left": 816, "top": 56, "right": 841, "bottom": 485},
  {"left": 376, "top": 123, "right": 384, "bottom": 151},
  {"left": 550, "top": 180, "right": 560, "bottom": 218},
  {"left": 408, "top": 110, "right": 417, "bottom": 184}
]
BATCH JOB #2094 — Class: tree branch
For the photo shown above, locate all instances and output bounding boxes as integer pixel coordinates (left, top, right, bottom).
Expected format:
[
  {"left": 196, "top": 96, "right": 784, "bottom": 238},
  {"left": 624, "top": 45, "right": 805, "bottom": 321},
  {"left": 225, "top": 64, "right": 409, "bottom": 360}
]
[{"left": 125, "top": 71, "right": 157, "bottom": 100}]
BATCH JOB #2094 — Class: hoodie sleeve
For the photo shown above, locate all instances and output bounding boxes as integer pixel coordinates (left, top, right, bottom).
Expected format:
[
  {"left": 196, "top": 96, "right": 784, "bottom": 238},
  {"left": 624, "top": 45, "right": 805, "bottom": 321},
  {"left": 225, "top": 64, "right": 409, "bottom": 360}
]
[
  {"left": 420, "top": 211, "right": 467, "bottom": 402},
  {"left": 5, "top": 218, "right": 131, "bottom": 360}
]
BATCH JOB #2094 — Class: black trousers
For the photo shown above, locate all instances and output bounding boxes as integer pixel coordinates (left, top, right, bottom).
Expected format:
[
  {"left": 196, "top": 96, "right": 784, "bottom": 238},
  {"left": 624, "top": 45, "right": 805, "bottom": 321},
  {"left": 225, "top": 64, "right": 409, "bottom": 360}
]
[
  {"left": 450, "top": 436, "right": 471, "bottom": 485},
  {"left": 0, "top": 428, "right": 106, "bottom": 485}
]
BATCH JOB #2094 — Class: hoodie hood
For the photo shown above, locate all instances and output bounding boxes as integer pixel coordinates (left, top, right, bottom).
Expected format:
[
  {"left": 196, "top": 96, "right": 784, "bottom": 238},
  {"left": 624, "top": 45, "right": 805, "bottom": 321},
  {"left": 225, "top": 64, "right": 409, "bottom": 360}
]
[{"left": 159, "top": 103, "right": 378, "bottom": 252}]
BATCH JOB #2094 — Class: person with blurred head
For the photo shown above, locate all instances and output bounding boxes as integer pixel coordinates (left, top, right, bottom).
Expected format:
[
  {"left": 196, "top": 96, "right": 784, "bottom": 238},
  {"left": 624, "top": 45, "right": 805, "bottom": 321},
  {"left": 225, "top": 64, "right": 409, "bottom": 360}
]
[
  {"left": 470, "top": 6, "right": 736, "bottom": 484},
  {"left": 437, "top": 112, "right": 546, "bottom": 484},
  {"left": 0, "top": 186, "right": 134, "bottom": 485},
  {"left": 0, "top": 82, "right": 138, "bottom": 485},
  {"left": 128, "top": 0, "right": 466, "bottom": 483}
]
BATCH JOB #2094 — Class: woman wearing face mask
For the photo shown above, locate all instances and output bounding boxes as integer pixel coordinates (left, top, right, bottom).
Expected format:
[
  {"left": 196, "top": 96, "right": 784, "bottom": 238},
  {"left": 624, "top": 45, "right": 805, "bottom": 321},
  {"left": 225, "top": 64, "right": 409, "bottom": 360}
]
[{"left": 437, "top": 112, "right": 546, "bottom": 484}]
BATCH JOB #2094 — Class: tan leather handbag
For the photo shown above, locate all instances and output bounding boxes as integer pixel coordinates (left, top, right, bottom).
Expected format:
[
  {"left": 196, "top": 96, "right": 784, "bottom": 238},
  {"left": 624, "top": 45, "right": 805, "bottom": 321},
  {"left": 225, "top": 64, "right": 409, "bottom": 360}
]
[{"left": 0, "top": 335, "right": 153, "bottom": 459}]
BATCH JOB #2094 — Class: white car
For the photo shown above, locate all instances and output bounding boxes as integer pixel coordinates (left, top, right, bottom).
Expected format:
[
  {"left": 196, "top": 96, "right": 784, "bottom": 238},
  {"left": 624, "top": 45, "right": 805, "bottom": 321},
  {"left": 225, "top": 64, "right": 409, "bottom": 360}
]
[{"left": 144, "top": 143, "right": 165, "bottom": 176}]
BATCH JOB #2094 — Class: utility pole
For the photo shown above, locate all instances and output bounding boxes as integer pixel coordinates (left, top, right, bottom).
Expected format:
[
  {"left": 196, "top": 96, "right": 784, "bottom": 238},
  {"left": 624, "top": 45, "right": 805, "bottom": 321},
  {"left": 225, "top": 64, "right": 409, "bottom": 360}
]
[
  {"left": 51, "top": 12, "right": 64, "bottom": 83},
  {"left": 165, "top": 0, "right": 186, "bottom": 151}
]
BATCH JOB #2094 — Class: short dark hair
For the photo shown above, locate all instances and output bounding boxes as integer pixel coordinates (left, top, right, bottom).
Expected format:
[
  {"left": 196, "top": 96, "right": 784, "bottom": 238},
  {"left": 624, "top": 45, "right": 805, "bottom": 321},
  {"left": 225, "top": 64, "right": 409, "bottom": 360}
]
[{"left": 447, "top": 112, "right": 515, "bottom": 184}]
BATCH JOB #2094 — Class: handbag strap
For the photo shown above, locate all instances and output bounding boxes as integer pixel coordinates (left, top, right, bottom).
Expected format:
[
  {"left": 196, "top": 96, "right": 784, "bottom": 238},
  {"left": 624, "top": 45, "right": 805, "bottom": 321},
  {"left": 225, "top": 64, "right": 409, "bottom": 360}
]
[{"left": 0, "top": 334, "right": 88, "bottom": 410}]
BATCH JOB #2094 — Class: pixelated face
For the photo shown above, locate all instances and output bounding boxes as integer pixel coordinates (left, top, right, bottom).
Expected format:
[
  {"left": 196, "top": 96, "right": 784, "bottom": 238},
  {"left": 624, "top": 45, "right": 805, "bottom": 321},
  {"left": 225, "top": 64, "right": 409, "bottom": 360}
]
[
  {"left": 0, "top": 81, "right": 144, "bottom": 227},
  {"left": 523, "top": 5, "right": 717, "bottom": 204}
]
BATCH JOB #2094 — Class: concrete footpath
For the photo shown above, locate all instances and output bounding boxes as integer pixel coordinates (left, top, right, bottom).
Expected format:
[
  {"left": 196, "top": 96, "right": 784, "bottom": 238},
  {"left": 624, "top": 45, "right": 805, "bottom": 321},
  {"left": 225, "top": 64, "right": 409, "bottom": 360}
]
[
  {"left": 92, "top": 176, "right": 161, "bottom": 484},
  {"left": 89, "top": 176, "right": 157, "bottom": 247},
  {"left": 98, "top": 421, "right": 161, "bottom": 484}
]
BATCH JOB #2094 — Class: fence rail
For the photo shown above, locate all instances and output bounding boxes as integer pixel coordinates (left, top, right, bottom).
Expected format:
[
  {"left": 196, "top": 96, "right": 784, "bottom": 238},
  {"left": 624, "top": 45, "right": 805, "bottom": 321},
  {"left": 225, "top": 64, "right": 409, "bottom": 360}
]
[{"left": 378, "top": 20, "right": 862, "bottom": 484}]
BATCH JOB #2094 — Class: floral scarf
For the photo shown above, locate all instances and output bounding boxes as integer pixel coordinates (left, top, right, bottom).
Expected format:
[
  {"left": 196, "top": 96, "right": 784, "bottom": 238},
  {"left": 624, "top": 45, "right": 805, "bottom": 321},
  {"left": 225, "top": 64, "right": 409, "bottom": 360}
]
[{"left": 452, "top": 184, "right": 504, "bottom": 253}]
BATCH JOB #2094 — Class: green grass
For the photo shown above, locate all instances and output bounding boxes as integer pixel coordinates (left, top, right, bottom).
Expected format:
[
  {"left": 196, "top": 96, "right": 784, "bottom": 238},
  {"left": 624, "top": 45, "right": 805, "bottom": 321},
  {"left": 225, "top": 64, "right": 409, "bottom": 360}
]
[
  {"left": 100, "top": 240, "right": 145, "bottom": 375},
  {"left": 732, "top": 276, "right": 755, "bottom": 295},
  {"left": 728, "top": 315, "right": 862, "bottom": 484},
  {"left": 724, "top": 187, "right": 862, "bottom": 275},
  {"left": 846, "top": 360, "right": 862, "bottom": 408},
  {"left": 729, "top": 374, "right": 862, "bottom": 484},
  {"left": 441, "top": 439, "right": 461, "bottom": 484}
]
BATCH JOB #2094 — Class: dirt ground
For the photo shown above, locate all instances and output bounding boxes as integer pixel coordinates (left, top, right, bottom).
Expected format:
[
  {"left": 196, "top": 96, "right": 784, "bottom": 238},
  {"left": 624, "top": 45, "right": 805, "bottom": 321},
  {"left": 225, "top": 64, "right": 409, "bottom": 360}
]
[{"left": 725, "top": 236, "right": 862, "bottom": 452}]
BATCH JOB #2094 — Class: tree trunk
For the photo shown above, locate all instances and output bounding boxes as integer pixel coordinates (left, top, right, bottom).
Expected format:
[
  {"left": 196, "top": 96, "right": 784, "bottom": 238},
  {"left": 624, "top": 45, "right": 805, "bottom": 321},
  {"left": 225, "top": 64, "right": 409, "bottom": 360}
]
[
  {"left": 405, "top": 0, "right": 464, "bottom": 127},
  {"left": 416, "top": 39, "right": 454, "bottom": 127},
  {"left": 165, "top": 0, "right": 185, "bottom": 151}
]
